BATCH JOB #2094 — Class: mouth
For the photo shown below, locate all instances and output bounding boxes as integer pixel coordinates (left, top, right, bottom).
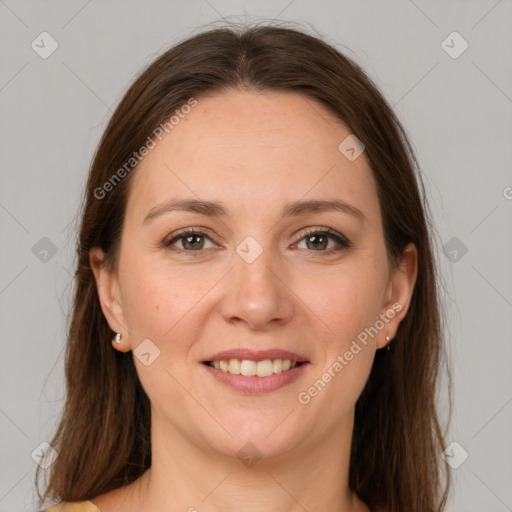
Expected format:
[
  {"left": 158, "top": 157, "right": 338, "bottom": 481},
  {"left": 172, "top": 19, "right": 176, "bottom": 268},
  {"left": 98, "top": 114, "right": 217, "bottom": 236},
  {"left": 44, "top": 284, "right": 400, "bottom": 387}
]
[
  {"left": 202, "top": 358, "right": 305, "bottom": 377},
  {"left": 200, "top": 349, "right": 310, "bottom": 394}
]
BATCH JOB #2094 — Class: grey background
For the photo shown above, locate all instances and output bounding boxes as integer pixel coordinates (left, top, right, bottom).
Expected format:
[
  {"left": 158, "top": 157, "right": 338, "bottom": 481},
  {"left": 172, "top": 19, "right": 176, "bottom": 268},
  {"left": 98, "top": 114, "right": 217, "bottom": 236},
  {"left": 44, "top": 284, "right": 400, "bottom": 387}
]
[{"left": 0, "top": 0, "right": 511, "bottom": 511}]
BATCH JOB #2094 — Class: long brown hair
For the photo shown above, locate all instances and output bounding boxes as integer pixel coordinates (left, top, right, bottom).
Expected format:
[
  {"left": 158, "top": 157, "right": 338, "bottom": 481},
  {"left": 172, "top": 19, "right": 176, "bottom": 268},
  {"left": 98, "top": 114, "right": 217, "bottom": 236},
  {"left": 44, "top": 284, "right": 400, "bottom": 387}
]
[{"left": 36, "top": 21, "right": 452, "bottom": 511}]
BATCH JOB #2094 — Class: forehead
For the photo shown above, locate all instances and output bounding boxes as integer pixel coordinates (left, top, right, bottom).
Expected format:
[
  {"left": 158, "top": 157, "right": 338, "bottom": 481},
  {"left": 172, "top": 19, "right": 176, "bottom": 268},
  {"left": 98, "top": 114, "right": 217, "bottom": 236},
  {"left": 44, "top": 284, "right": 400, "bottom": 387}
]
[{"left": 126, "top": 90, "right": 381, "bottom": 226}]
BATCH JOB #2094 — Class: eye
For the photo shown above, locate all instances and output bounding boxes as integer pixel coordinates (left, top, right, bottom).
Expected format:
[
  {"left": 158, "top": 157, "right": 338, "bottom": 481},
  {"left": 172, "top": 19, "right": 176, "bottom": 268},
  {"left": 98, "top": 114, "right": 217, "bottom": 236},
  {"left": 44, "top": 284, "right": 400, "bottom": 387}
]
[
  {"left": 163, "top": 226, "right": 352, "bottom": 257},
  {"left": 293, "top": 227, "right": 352, "bottom": 255},
  {"left": 163, "top": 228, "right": 216, "bottom": 254}
]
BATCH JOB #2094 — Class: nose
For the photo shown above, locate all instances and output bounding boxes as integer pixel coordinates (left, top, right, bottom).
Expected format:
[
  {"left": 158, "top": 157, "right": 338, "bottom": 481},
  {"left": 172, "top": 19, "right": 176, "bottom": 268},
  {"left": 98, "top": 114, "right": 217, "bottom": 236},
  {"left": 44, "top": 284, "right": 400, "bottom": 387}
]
[{"left": 220, "top": 239, "right": 295, "bottom": 331}]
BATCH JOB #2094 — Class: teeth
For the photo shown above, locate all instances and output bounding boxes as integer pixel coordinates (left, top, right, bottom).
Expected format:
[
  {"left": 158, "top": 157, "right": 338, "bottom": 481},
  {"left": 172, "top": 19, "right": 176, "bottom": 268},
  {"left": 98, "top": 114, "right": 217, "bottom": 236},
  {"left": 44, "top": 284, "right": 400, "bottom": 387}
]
[
  {"left": 209, "top": 358, "right": 301, "bottom": 376},
  {"left": 228, "top": 358, "right": 241, "bottom": 375},
  {"left": 240, "top": 359, "right": 257, "bottom": 376},
  {"left": 256, "top": 359, "right": 274, "bottom": 377}
]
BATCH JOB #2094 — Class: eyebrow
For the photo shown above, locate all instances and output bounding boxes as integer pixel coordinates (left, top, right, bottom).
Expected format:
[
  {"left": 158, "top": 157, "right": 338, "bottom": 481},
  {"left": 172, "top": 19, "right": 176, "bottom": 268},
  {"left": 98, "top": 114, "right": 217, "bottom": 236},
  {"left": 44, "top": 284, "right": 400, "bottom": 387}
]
[{"left": 143, "top": 197, "right": 366, "bottom": 224}]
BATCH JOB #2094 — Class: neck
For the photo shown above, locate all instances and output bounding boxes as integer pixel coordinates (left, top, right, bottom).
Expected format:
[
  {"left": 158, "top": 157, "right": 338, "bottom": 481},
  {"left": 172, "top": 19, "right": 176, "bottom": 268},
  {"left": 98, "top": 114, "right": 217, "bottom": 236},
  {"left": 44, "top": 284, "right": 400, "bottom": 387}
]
[{"left": 127, "top": 410, "right": 370, "bottom": 512}]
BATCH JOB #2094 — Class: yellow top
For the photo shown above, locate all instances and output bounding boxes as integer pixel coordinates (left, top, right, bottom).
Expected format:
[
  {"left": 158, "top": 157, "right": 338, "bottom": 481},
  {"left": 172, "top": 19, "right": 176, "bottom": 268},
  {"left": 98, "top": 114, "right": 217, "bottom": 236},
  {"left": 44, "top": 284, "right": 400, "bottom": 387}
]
[{"left": 41, "top": 500, "right": 100, "bottom": 512}]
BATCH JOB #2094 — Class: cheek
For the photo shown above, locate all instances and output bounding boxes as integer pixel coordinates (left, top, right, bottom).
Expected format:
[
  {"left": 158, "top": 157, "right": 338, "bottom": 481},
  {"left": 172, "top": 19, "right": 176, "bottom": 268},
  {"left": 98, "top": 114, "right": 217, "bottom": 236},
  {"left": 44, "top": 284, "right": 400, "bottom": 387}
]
[
  {"left": 118, "top": 253, "right": 218, "bottom": 349},
  {"left": 303, "top": 264, "right": 384, "bottom": 345},
  {"left": 297, "top": 265, "right": 382, "bottom": 404}
]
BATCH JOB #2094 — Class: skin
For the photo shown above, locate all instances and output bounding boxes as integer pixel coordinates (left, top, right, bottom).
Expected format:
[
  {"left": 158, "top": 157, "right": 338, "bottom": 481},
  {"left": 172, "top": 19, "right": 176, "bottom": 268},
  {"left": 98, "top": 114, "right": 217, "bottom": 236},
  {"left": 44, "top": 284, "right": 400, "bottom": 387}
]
[{"left": 89, "top": 90, "right": 417, "bottom": 512}]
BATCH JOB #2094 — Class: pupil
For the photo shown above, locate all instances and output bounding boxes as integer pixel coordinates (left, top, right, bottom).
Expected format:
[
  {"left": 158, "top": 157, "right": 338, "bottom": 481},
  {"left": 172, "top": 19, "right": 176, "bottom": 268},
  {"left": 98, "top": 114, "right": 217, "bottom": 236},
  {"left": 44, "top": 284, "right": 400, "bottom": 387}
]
[
  {"left": 308, "top": 235, "right": 326, "bottom": 250},
  {"left": 185, "top": 235, "right": 202, "bottom": 249}
]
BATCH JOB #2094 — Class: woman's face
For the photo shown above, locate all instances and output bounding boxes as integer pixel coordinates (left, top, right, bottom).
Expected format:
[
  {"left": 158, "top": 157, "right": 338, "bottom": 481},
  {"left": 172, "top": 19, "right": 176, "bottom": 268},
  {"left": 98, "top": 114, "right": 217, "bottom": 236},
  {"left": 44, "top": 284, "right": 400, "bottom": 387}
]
[{"left": 92, "top": 90, "right": 416, "bottom": 461}]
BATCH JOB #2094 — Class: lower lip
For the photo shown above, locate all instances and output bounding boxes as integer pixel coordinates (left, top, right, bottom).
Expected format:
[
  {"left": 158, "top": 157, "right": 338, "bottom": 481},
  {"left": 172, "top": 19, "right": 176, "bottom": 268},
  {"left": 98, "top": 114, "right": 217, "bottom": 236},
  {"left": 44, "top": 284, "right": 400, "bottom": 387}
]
[{"left": 202, "top": 362, "right": 309, "bottom": 394}]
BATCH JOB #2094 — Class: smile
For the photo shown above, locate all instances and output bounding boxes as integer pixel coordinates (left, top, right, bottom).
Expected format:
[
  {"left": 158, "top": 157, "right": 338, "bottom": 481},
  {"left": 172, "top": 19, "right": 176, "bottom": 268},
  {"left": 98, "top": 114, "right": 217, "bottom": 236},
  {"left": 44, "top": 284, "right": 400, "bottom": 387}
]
[{"left": 204, "top": 358, "right": 302, "bottom": 377}]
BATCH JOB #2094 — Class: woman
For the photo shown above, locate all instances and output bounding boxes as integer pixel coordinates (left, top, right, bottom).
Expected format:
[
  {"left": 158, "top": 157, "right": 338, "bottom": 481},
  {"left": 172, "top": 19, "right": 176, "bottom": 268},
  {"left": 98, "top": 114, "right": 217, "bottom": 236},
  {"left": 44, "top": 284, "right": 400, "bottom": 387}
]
[{"left": 37, "top": 22, "right": 452, "bottom": 512}]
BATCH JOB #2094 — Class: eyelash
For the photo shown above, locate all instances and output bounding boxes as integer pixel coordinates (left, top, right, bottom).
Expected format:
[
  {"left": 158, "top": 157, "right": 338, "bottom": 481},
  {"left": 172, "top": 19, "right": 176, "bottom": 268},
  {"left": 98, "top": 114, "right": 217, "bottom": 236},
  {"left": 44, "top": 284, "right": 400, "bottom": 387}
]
[{"left": 163, "top": 227, "right": 352, "bottom": 257}]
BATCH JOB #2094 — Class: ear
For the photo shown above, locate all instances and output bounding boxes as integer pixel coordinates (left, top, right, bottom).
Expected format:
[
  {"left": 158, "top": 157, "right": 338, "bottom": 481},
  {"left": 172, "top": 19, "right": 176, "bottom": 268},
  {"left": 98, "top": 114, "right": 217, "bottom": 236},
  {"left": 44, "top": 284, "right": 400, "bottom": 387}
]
[
  {"left": 377, "top": 242, "right": 418, "bottom": 349},
  {"left": 89, "top": 247, "right": 131, "bottom": 352}
]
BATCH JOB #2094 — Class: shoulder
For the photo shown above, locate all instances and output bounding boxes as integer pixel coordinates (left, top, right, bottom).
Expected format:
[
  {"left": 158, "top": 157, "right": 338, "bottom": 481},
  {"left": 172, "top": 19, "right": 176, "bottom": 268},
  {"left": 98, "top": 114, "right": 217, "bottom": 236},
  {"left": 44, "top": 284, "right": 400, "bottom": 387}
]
[{"left": 41, "top": 500, "right": 101, "bottom": 512}]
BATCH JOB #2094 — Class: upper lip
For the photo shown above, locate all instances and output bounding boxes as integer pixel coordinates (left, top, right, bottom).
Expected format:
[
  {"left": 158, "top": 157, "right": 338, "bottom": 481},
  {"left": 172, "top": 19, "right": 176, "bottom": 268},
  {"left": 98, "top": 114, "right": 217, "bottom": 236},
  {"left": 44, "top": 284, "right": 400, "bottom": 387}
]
[{"left": 202, "top": 348, "right": 309, "bottom": 363}]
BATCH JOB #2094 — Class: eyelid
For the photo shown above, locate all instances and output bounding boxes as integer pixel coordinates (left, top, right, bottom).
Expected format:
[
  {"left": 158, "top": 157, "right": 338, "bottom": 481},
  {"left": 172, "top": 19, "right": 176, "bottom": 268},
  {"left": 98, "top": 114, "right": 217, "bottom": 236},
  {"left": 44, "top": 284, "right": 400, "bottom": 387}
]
[
  {"left": 294, "top": 226, "right": 351, "bottom": 245},
  {"left": 165, "top": 226, "right": 216, "bottom": 240}
]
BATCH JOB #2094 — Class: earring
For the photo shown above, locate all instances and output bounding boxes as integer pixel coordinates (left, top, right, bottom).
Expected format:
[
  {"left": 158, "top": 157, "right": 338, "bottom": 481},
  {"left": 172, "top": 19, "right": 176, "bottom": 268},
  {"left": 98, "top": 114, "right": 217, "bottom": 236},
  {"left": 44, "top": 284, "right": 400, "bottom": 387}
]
[
  {"left": 113, "top": 332, "right": 122, "bottom": 344},
  {"left": 386, "top": 335, "right": 391, "bottom": 351}
]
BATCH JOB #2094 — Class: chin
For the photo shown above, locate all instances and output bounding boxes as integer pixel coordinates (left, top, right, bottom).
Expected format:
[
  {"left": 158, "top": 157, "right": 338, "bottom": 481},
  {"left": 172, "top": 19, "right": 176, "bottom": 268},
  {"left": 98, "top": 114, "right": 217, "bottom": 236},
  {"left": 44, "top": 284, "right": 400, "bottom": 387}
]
[{"left": 200, "top": 419, "right": 303, "bottom": 463}]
